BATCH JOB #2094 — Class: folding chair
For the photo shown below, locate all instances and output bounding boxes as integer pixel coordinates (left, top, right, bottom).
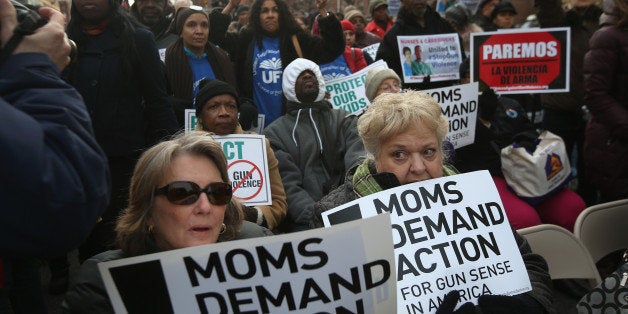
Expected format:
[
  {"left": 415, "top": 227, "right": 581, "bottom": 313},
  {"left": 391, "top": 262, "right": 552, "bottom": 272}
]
[
  {"left": 518, "top": 224, "right": 601, "bottom": 288},
  {"left": 573, "top": 199, "right": 628, "bottom": 263}
]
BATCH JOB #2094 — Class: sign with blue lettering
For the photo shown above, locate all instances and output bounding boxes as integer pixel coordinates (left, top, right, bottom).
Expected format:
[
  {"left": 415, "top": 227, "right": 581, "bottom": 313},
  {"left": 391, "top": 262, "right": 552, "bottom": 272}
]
[
  {"left": 322, "top": 170, "right": 532, "bottom": 313},
  {"left": 98, "top": 215, "right": 397, "bottom": 313},
  {"left": 397, "top": 33, "right": 463, "bottom": 84}
]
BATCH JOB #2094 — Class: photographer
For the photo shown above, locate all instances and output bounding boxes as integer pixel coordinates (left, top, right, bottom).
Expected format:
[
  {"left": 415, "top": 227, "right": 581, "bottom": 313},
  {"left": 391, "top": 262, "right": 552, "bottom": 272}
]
[{"left": 1, "top": 0, "right": 110, "bottom": 310}]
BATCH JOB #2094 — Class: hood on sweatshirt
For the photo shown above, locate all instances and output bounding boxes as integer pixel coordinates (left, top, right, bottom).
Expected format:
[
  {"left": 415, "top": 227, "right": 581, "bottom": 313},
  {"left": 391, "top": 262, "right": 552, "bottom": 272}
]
[{"left": 282, "top": 58, "right": 327, "bottom": 103}]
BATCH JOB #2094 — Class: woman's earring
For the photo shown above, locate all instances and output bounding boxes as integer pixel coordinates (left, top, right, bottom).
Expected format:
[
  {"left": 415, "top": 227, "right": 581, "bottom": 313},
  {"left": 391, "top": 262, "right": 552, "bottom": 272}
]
[{"left": 219, "top": 223, "right": 226, "bottom": 234}]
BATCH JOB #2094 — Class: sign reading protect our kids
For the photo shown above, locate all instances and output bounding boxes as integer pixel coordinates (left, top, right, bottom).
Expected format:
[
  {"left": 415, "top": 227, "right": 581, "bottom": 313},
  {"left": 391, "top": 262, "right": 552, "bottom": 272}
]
[
  {"left": 470, "top": 27, "right": 571, "bottom": 94},
  {"left": 324, "top": 60, "right": 388, "bottom": 116},
  {"left": 98, "top": 214, "right": 397, "bottom": 313},
  {"left": 322, "top": 170, "right": 532, "bottom": 313},
  {"left": 210, "top": 134, "right": 272, "bottom": 206},
  {"left": 424, "top": 82, "right": 479, "bottom": 149},
  {"left": 397, "top": 34, "right": 463, "bottom": 84}
]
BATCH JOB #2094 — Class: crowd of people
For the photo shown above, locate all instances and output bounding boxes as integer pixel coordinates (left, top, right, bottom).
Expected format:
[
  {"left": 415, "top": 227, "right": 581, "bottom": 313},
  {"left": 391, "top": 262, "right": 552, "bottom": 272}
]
[{"left": 1, "top": 0, "right": 626, "bottom": 312}]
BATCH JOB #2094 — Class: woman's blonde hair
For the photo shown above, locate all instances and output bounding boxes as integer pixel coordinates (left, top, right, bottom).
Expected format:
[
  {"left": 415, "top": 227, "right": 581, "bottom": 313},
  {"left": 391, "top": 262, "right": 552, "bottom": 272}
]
[
  {"left": 116, "top": 131, "right": 243, "bottom": 256},
  {"left": 358, "top": 90, "right": 449, "bottom": 158}
]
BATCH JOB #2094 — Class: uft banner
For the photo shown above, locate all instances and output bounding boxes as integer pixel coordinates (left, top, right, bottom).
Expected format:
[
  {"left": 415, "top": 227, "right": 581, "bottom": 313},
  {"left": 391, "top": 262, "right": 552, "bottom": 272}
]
[
  {"left": 322, "top": 170, "right": 532, "bottom": 313},
  {"left": 99, "top": 215, "right": 397, "bottom": 313}
]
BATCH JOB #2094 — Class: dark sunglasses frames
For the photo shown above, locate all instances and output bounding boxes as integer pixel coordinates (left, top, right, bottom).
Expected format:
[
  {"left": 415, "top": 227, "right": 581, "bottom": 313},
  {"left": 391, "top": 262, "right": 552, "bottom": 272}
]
[{"left": 154, "top": 181, "right": 232, "bottom": 205}]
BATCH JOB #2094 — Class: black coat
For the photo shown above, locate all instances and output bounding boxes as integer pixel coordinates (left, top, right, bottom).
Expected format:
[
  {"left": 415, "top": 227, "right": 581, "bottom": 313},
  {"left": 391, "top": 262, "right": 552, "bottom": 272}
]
[{"left": 66, "top": 26, "right": 178, "bottom": 156}]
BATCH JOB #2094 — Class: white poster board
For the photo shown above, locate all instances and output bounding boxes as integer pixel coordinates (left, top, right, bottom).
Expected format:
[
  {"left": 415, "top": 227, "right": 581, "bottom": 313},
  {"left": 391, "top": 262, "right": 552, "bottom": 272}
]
[
  {"left": 99, "top": 215, "right": 397, "bottom": 313},
  {"left": 324, "top": 60, "right": 388, "bottom": 115},
  {"left": 210, "top": 134, "right": 272, "bottom": 206},
  {"left": 424, "top": 82, "right": 479, "bottom": 149},
  {"left": 322, "top": 171, "right": 532, "bottom": 313},
  {"left": 397, "top": 34, "right": 463, "bottom": 83},
  {"left": 362, "top": 43, "right": 380, "bottom": 61}
]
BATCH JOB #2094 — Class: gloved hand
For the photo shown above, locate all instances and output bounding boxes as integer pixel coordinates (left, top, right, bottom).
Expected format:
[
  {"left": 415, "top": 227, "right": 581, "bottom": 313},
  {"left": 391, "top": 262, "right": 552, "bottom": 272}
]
[
  {"left": 477, "top": 294, "right": 545, "bottom": 314},
  {"left": 423, "top": 74, "right": 431, "bottom": 84},
  {"left": 435, "top": 291, "right": 478, "bottom": 314},
  {"left": 478, "top": 88, "right": 499, "bottom": 121},
  {"left": 238, "top": 97, "right": 258, "bottom": 130}
]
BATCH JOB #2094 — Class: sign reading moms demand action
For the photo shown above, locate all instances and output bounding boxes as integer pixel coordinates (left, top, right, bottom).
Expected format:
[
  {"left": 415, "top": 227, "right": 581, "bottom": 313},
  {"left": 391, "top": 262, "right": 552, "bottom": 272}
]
[
  {"left": 99, "top": 215, "right": 397, "bottom": 313},
  {"left": 322, "top": 170, "right": 532, "bottom": 313},
  {"left": 424, "top": 82, "right": 479, "bottom": 149}
]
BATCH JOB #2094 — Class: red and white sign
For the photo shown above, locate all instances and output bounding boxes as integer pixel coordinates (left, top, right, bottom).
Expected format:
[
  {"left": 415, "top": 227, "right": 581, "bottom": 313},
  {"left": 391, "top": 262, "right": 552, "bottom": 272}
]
[{"left": 471, "top": 27, "right": 570, "bottom": 94}]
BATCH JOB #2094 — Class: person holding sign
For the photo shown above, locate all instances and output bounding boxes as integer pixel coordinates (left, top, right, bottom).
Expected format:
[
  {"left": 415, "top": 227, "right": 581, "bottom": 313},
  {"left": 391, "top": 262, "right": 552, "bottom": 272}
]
[
  {"left": 194, "top": 78, "right": 288, "bottom": 231},
  {"left": 164, "top": 6, "right": 237, "bottom": 127},
  {"left": 63, "top": 132, "right": 269, "bottom": 313},
  {"left": 311, "top": 90, "right": 552, "bottom": 313}
]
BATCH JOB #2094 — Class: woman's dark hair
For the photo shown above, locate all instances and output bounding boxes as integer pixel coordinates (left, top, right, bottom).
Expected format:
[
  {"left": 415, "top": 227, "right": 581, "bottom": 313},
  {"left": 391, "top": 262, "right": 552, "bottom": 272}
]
[
  {"left": 402, "top": 46, "right": 411, "bottom": 54},
  {"left": 249, "top": 0, "right": 300, "bottom": 38},
  {"left": 67, "top": 0, "right": 145, "bottom": 80}
]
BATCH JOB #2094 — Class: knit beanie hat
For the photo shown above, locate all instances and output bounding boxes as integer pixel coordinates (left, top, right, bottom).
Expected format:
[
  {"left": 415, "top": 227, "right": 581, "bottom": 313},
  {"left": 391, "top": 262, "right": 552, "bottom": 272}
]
[
  {"left": 195, "top": 79, "right": 239, "bottom": 117},
  {"left": 341, "top": 19, "right": 355, "bottom": 32},
  {"left": 365, "top": 68, "right": 401, "bottom": 102},
  {"left": 174, "top": 7, "right": 208, "bottom": 35},
  {"left": 282, "top": 58, "right": 326, "bottom": 103},
  {"left": 490, "top": 1, "right": 517, "bottom": 20},
  {"left": 369, "top": 0, "right": 387, "bottom": 16},
  {"left": 344, "top": 10, "right": 365, "bottom": 22}
]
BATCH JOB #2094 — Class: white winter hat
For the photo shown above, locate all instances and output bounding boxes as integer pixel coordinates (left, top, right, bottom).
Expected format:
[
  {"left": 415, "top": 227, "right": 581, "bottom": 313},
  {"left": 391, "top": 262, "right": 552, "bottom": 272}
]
[{"left": 282, "top": 58, "right": 326, "bottom": 103}]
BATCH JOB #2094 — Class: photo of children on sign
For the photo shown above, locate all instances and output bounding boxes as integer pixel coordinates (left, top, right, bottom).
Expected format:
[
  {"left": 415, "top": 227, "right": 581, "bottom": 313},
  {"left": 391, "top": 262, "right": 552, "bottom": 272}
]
[
  {"left": 397, "top": 34, "right": 463, "bottom": 84},
  {"left": 470, "top": 27, "right": 571, "bottom": 94}
]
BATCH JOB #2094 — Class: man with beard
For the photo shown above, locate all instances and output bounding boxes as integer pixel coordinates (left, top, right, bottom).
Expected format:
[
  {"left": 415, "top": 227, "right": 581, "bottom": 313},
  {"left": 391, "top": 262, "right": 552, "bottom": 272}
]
[
  {"left": 376, "top": 0, "right": 458, "bottom": 90},
  {"left": 264, "top": 58, "right": 365, "bottom": 232},
  {"left": 130, "top": 0, "right": 178, "bottom": 49}
]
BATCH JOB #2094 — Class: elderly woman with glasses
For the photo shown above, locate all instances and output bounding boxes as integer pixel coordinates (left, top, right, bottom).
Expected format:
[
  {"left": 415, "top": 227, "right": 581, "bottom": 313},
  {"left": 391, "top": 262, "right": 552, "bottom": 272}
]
[
  {"left": 63, "top": 132, "right": 269, "bottom": 313},
  {"left": 311, "top": 90, "right": 552, "bottom": 314}
]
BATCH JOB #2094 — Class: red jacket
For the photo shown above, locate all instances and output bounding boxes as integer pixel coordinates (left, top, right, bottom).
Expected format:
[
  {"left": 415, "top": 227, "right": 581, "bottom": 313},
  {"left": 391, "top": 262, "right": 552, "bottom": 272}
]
[
  {"left": 342, "top": 46, "right": 368, "bottom": 73},
  {"left": 365, "top": 19, "right": 392, "bottom": 39}
]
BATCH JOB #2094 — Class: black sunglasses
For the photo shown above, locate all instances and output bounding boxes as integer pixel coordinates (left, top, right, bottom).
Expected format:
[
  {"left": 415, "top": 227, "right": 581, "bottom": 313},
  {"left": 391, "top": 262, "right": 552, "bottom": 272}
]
[{"left": 154, "top": 181, "right": 232, "bottom": 205}]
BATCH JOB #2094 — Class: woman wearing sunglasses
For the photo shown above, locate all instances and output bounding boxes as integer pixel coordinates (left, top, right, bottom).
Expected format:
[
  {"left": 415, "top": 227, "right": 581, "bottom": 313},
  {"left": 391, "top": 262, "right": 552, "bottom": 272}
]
[{"left": 63, "top": 132, "right": 269, "bottom": 313}]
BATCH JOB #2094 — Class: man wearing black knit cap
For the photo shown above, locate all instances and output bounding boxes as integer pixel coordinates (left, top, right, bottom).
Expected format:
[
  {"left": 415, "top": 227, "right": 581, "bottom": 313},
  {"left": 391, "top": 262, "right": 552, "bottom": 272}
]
[{"left": 194, "top": 79, "right": 287, "bottom": 232}]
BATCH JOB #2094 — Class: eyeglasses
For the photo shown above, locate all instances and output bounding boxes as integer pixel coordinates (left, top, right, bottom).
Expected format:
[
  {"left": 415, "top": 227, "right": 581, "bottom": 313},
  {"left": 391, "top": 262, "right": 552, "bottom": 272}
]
[{"left": 154, "top": 181, "right": 232, "bottom": 205}]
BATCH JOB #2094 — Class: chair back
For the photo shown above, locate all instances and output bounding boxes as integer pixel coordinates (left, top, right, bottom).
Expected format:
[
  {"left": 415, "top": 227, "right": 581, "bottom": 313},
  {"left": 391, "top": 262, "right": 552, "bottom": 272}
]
[
  {"left": 518, "top": 224, "right": 601, "bottom": 288},
  {"left": 574, "top": 199, "right": 628, "bottom": 263}
]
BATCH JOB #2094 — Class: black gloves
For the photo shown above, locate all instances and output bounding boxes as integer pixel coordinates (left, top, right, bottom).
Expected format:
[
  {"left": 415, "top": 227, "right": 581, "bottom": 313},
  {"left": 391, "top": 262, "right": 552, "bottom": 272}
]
[
  {"left": 478, "top": 88, "right": 499, "bottom": 121},
  {"left": 238, "top": 97, "right": 258, "bottom": 130},
  {"left": 436, "top": 290, "right": 546, "bottom": 314}
]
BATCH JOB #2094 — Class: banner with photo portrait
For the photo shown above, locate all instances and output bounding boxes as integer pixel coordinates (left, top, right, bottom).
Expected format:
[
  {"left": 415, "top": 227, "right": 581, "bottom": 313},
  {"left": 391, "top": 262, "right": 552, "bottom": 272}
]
[{"left": 397, "top": 34, "right": 463, "bottom": 84}]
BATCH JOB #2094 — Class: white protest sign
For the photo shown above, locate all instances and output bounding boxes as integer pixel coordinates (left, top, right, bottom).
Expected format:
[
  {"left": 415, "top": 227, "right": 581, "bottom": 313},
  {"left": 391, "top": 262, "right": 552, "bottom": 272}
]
[
  {"left": 322, "top": 170, "right": 532, "bottom": 313},
  {"left": 210, "top": 134, "right": 272, "bottom": 206},
  {"left": 397, "top": 34, "right": 463, "bottom": 83},
  {"left": 424, "top": 82, "right": 478, "bottom": 149},
  {"left": 362, "top": 43, "right": 380, "bottom": 61},
  {"left": 324, "top": 60, "right": 388, "bottom": 115},
  {"left": 99, "top": 214, "right": 397, "bottom": 313},
  {"left": 185, "top": 109, "right": 265, "bottom": 134}
]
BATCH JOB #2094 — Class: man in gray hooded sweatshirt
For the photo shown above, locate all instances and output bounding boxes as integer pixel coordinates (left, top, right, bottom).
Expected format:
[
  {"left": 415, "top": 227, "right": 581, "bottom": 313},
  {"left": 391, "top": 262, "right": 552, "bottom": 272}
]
[{"left": 265, "top": 58, "right": 365, "bottom": 232}]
